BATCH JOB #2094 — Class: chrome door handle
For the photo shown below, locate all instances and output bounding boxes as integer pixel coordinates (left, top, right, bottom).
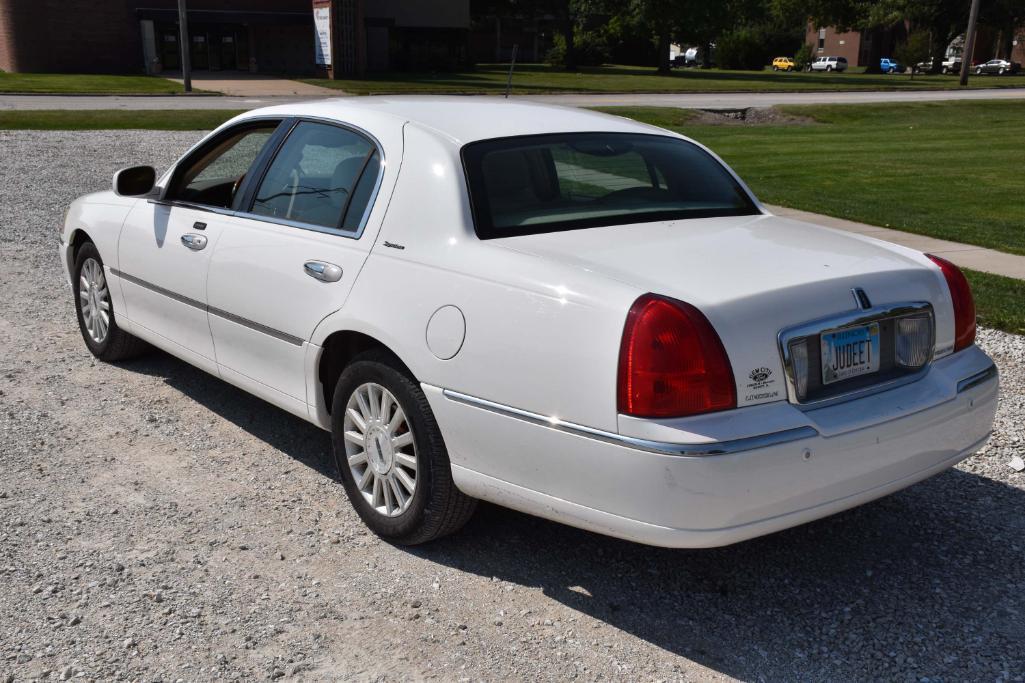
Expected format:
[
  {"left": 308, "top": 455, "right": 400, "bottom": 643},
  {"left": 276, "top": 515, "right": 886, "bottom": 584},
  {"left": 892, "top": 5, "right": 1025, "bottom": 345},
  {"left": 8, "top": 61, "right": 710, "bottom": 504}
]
[
  {"left": 304, "top": 261, "right": 343, "bottom": 283},
  {"left": 181, "top": 234, "right": 208, "bottom": 251}
]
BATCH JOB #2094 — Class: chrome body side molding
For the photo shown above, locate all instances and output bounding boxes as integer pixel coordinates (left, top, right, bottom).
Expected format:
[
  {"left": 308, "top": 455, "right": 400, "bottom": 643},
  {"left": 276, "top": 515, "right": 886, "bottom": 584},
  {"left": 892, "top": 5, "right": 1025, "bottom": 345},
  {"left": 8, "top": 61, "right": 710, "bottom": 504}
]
[
  {"left": 110, "top": 268, "right": 304, "bottom": 347},
  {"left": 441, "top": 389, "right": 819, "bottom": 457}
]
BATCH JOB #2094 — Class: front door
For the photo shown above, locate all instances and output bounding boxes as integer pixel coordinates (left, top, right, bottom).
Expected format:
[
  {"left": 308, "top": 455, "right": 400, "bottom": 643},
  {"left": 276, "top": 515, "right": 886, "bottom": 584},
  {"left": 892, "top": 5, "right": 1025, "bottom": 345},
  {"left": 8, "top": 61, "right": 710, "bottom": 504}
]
[
  {"left": 117, "top": 119, "right": 285, "bottom": 364},
  {"left": 206, "top": 120, "right": 385, "bottom": 403}
]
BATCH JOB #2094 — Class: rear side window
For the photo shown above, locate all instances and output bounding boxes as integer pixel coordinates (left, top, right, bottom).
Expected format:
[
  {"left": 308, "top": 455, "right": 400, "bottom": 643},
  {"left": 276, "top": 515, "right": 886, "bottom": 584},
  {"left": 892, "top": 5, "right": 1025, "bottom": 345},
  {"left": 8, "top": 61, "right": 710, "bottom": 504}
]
[
  {"left": 462, "top": 133, "right": 758, "bottom": 239},
  {"left": 250, "top": 121, "right": 380, "bottom": 231}
]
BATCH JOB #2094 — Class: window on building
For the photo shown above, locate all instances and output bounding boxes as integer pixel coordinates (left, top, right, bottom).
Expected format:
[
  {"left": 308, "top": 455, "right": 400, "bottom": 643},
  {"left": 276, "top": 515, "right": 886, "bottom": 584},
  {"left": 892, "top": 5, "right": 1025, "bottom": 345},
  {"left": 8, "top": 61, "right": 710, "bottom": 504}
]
[{"left": 818, "top": 28, "right": 826, "bottom": 51}]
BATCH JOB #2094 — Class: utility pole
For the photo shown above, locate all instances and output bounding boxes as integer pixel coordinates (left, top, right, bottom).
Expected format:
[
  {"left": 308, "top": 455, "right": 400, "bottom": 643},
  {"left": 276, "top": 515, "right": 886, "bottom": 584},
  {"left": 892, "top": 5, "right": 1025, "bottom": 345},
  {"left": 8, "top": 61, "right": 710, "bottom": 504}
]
[
  {"left": 959, "top": 0, "right": 981, "bottom": 86},
  {"left": 177, "top": 0, "right": 192, "bottom": 92}
]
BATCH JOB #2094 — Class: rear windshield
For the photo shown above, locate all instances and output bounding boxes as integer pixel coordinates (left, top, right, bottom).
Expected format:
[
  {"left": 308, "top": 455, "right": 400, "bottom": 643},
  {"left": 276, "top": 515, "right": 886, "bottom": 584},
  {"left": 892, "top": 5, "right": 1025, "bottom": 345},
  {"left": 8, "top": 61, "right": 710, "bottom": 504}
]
[{"left": 462, "top": 133, "right": 758, "bottom": 239}]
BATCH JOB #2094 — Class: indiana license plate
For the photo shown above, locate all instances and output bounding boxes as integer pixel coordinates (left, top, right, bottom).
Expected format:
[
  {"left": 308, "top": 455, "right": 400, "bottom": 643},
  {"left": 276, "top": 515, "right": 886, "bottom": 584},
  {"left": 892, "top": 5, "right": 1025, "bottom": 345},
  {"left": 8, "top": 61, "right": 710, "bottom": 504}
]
[{"left": 821, "top": 323, "right": 880, "bottom": 385}]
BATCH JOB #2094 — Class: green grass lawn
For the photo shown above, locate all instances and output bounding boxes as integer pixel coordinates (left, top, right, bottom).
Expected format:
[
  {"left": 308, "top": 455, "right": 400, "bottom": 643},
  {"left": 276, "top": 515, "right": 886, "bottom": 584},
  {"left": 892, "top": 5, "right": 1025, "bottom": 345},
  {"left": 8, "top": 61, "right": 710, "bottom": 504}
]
[
  {"left": 0, "top": 72, "right": 196, "bottom": 95},
  {"left": 302, "top": 63, "right": 1025, "bottom": 95},
  {"left": 965, "top": 269, "right": 1025, "bottom": 335},
  {"left": 600, "top": 101, "right": 1025, "bottom": 256},
  {"left": 0, "top": 110, "right": 243, "bottom": 130}
]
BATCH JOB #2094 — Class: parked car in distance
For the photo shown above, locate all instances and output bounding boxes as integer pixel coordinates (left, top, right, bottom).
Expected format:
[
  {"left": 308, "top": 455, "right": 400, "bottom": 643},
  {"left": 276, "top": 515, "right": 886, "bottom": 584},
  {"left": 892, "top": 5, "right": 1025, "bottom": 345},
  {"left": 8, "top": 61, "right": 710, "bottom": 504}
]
[
  {"left": 809, "top": 56, "right": 848, "bottom": 72},
  {"left": 61, "top": 98, "right": 998, "bottom": 549},
  {"left": 915, "top": 56, "right": 962, "bottom": 74},
  {"left": 880, "top": 58, "right": 903, "bottom": 74},
  {"left": 772, "top": 56, "right": 795, "bottom": 71},
  {"left": 976, "top": 59, "right": 1021, "bottom": 75}
]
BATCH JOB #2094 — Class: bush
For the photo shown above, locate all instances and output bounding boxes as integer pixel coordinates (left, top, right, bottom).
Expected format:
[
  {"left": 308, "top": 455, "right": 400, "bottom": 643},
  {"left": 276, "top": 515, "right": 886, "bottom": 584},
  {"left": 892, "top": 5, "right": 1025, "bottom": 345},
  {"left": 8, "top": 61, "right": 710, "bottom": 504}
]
[
  {"left": 716, "top": 28, "right": 768, "bottom": 70},
  {"left": 794, "top": 43, "right": 814, "bottom": 71},
  {"left": 545, "top": 32, "right": 610, "bottom": 68}
]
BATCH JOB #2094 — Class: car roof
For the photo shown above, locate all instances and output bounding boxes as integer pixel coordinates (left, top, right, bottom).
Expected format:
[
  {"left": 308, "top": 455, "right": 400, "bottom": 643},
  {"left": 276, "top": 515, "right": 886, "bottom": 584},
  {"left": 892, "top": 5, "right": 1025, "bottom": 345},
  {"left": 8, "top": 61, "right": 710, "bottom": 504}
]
[{"left": 234, "top": 96, "right": 671, "bottom": 146}]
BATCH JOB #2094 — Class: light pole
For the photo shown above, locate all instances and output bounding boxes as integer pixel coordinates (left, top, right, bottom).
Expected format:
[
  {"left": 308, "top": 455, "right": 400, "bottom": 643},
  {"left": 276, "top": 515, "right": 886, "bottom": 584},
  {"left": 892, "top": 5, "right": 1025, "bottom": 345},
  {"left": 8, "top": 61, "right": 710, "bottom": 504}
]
[
  {"left": 177, "top": 0, "right": 192, "bottom": 92},
  {"left": 959, "top": 0, "right": 981, "bottom": 86}
]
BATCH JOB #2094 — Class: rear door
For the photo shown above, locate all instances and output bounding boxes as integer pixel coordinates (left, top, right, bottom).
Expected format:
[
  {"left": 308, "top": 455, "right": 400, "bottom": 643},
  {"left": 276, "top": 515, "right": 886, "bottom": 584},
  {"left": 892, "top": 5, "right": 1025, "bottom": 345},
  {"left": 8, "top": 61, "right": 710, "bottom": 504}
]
[
  {"left": 117, "top": 119, "right": 285, "bottom": 366},
  {"left": 205, "top": 119, "right": 386, "bottom": 406}
]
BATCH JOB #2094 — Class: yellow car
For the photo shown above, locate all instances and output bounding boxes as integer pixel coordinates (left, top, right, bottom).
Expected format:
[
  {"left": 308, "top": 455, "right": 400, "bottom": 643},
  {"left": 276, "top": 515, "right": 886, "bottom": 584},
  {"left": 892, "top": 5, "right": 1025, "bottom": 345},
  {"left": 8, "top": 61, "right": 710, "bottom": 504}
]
[{"left": 772, "top": 57, "right": 795, "bottom": 71}]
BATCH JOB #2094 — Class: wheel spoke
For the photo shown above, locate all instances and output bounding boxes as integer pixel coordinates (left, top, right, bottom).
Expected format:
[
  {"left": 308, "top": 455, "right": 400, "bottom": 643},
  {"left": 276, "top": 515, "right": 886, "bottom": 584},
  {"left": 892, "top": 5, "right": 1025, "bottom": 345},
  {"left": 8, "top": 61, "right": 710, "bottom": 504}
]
[
  {"left": 343, "top": 430, "right": 364, "bottom": 446},
  {"left": 382, "top": 476, "right": 395, "bottom": 513},
  {"left": 355, "top": 466, "right": 374, "bottom": 491},
  {"left": 367, "top": 385, "right": 380, "bottom": 419},
  {"left": 392, "top": 432, "right": 413, "bottom": 450},
  {"left": 387, "top": 406, "right": 404, "bottom": 434},
  {"left": 346, "top": 407, "right": 367, "bottom": 434},
  {"left": 347, "top": 450, "right": 368, "bottom": 467},
  {"left": 372, "top": 475, "right": 384, "bottom": 509},
  {"left": 388, "top": 475, "right": 406, "bottom": 508},
  {"left": 80, "top": 275, "right": 90, "bottom": 293},
  {"left": 355, "top": 389, "right": 374, "bottom": 423},
  {"left": 380, "top": 391, "right": 393, "bottom": 425},
  {"left": 98, "top": 299, "right": 110, "bottom": 312},
  {"left": 394, "top": 467, "right": 416, "bottom": 494},
  {"left": 395, "top": 452, "right": 417, "bottom": 471}
]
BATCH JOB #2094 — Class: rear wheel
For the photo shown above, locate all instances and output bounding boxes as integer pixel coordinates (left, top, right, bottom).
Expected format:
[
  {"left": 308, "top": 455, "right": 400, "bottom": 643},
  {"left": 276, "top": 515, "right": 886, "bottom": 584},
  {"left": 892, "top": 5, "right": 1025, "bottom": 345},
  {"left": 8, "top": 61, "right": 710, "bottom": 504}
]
[
  {"left": 73, "top": 242, "right": 149, "bottom": 361},
  {"left": 330, "top": 350, "right": 476, "bottom": 544},
  {"left": 826, "top": 65, "right": 833, "bottom": 72}
]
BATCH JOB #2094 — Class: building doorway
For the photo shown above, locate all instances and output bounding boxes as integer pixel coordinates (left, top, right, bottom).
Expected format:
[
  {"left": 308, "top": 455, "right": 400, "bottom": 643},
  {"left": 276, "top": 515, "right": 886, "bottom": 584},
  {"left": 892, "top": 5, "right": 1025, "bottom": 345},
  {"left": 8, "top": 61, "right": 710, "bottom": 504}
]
[{"left": 156, "top": 22, "right": 250, "bottom": 72}]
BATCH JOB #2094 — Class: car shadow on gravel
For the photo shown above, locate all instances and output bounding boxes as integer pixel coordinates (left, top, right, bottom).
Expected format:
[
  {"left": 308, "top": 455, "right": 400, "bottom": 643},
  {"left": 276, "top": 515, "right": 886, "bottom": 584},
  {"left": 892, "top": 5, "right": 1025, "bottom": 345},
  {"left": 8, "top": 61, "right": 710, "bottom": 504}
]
[
  {"left": 123, "top": 351, "right": 337, "bottom": 481},
  {"left": 417, "top": 472, "right": 1025, "bottom": 679},
  {"left": 124, "top": 350, "right": 1022, "bottom": 679}
]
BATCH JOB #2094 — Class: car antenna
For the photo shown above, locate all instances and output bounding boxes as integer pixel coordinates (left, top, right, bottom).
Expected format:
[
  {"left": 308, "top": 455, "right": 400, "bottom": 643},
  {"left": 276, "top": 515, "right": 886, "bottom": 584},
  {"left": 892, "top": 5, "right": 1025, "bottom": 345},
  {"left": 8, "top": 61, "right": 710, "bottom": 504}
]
[{"left": 505, "top": 44, "right": 518, "bottom": 99}]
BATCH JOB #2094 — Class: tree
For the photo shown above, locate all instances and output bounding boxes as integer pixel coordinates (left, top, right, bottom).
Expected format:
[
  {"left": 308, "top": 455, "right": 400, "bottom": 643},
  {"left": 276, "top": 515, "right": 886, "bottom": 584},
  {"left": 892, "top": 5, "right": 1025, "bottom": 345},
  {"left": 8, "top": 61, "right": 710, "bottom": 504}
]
[{"left": 895, "top": 30, "right": 932, "bottom": 77}]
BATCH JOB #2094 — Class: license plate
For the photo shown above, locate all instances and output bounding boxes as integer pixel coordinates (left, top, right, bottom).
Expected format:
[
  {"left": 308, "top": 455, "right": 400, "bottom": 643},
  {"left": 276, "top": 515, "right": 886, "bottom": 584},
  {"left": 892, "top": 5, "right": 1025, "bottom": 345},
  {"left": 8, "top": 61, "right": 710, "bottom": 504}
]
[{"left": 821, "top": 323, "right": 880, "bottom": 385}]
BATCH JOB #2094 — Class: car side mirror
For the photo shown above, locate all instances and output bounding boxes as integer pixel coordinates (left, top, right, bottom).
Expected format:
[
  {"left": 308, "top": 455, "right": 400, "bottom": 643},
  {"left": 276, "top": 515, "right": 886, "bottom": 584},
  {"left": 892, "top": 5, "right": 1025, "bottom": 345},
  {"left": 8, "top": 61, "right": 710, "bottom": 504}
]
[{"left": 112, "top": 165, "right": 156, "bottom": 197}]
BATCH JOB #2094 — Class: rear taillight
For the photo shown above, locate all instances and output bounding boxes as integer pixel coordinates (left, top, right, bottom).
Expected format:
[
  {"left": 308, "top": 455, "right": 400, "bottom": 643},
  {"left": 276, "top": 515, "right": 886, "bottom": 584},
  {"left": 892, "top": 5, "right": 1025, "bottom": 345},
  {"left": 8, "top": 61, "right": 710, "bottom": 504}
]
[
  {"left": 617, "top": 294, "right": 736, "bottom": 418},
  {"left": 926, "top": 254, "right": 976, "bottom": 352}
]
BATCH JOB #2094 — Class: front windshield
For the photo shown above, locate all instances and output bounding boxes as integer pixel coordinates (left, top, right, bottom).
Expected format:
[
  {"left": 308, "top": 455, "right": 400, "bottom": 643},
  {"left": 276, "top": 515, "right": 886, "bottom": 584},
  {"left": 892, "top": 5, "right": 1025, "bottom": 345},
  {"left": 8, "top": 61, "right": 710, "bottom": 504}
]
[{"left": 462, "top": 132, "right": 759, "bottom": 239}]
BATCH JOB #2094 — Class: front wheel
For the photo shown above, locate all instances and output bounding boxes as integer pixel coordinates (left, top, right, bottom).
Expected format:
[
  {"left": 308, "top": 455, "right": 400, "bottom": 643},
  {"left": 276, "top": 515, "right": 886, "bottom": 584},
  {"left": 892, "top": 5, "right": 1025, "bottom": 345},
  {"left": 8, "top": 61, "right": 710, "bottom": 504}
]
[
  {"left": 976, "top": 68, "right": 984, "bottom": 75},
  {"left": 330, "top": 350, "right": 476, "bottom": 544},
  {"left": 826, "top": 65, "right": 833, "bottom": 72},
  {"left": 73, "top": 242, "right": 149, "bottom": 361}
]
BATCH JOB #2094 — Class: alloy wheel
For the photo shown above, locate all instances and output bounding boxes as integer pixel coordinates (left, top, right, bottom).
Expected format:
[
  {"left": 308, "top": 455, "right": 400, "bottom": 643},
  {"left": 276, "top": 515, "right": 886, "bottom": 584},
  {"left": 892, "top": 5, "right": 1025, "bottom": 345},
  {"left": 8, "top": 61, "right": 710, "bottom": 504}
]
[
  {"left": 342, "top": 382, "right": 418, "bottom": 517},
  {"left": 79, "top": 257, "right": 110, "bottom": 344}
]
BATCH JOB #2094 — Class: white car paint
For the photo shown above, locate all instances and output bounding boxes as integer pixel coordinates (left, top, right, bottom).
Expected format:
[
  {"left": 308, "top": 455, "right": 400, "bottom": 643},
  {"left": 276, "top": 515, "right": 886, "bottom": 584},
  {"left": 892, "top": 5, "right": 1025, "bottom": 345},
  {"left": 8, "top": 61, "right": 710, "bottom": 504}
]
[{"left": 60, "top": 97, "right": 998, "bottom": 548}]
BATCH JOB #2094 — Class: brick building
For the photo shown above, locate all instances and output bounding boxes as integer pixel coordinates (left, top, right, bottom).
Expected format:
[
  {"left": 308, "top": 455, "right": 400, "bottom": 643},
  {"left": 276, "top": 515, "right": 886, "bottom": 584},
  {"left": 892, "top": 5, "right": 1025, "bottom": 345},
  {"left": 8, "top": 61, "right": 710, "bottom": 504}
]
[
  {"left": 0, "top": 0, "right": 470, "bottom": 76},
  {"left": 806, "top": 23, "right": 1025, "bottom": 68}
]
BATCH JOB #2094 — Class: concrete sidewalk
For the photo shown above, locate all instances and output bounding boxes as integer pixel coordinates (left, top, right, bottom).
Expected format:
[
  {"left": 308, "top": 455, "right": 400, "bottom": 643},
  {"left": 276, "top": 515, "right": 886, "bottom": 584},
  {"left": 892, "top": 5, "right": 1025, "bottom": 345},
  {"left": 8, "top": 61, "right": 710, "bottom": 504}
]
[
  {"left": 768, "top": 204, "right": 1025, "bottom": 280},
  {"left": 163, "top": 73, "right": 341, "bottom": 98}
]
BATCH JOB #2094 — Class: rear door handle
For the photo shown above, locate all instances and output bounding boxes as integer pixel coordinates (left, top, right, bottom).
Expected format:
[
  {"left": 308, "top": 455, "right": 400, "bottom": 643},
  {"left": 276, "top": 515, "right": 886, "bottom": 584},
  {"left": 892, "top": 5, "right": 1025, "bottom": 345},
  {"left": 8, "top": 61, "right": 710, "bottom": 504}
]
[
  {"left": 304, "top": 260, "right": 343, "bottom": 283},
  {"left": 181, "top": 234, "right": 208, "bottom": 251}
]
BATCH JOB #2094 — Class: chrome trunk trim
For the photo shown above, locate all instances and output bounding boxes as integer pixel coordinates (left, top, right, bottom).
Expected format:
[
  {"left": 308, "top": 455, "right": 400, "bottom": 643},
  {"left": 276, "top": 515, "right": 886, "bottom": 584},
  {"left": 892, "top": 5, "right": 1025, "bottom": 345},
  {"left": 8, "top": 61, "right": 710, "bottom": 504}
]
[{"left": 778, "top": 301, "right": 934, "bottom": 410}]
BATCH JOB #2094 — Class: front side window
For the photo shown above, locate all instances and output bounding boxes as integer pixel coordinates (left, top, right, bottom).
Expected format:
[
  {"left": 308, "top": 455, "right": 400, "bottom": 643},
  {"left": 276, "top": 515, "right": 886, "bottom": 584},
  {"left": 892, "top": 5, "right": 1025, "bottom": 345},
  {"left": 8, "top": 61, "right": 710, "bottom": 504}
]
[
  {"left": 462, "top": 133, "right": 758, "bottom": 239},
  {"left": 167, "top": 122, "right": 279, "bottom": 209},
  {"left": 250, "top": 121, "right": 380, "bottom": 231}
]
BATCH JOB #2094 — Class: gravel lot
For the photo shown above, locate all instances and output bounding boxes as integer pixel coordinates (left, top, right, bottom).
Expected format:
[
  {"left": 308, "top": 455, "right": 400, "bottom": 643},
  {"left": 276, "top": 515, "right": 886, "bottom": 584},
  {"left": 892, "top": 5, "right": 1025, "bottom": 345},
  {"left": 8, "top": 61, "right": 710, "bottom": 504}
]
[{"left": 2, "top": 129, "right": 1025, "bottom": 682}]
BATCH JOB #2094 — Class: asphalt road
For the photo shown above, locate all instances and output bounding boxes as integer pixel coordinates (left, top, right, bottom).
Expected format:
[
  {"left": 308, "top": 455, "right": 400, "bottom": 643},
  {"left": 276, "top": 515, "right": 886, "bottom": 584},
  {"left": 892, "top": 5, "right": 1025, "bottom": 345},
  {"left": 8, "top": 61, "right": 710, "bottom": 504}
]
[{"left": 2, "top": 86, "right": 1025, "bottom": 111}]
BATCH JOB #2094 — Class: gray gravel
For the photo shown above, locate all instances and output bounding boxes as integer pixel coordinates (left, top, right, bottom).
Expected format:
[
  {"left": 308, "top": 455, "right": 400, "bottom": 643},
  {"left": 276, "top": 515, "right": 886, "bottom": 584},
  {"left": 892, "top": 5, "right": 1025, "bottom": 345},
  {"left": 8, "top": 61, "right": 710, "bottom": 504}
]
[{"left": 2, "top": 129, "right": 1025, "bottom": 682}]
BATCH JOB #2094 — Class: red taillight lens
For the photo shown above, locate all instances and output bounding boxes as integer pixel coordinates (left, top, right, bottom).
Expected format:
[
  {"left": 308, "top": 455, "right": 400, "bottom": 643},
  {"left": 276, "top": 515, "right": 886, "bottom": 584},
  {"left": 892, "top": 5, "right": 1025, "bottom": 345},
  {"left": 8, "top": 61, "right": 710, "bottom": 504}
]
[
  {"left": 617, "top": 294, "right": 736, "bottom": 418},
  {"left": 926, "top": 254, "right": 976, "bottom": 352}
]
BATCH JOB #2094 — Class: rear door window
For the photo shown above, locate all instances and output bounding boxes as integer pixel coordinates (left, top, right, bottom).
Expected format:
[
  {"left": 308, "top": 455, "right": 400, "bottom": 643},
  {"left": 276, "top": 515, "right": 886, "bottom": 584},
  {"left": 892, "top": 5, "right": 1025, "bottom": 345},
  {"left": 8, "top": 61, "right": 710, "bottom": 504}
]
[{"left": 249, "top": 121, "right": 381, "bottom": 232}]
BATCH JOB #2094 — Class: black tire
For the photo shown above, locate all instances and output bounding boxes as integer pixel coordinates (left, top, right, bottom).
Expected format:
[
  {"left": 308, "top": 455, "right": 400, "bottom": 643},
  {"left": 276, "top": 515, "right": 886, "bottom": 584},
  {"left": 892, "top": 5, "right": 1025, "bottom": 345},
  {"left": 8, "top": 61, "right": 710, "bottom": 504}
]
[
  {"left": 330, "top": 350, "right": 476, "bottom": 545},
  {"left": 72, "top": 242, "right": 149, "bottom": 362},
  {"left": 826, "top": 65, "right": 833, "bottom": 72}
]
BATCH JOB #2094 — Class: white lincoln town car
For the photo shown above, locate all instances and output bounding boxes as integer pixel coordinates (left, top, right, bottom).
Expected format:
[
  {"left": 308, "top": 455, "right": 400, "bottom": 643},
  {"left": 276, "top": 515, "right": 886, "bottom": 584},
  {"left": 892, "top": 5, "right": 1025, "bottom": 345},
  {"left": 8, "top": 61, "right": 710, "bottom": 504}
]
[{"left": 60, "top": 98, "right": 998, "bottom": 547}]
